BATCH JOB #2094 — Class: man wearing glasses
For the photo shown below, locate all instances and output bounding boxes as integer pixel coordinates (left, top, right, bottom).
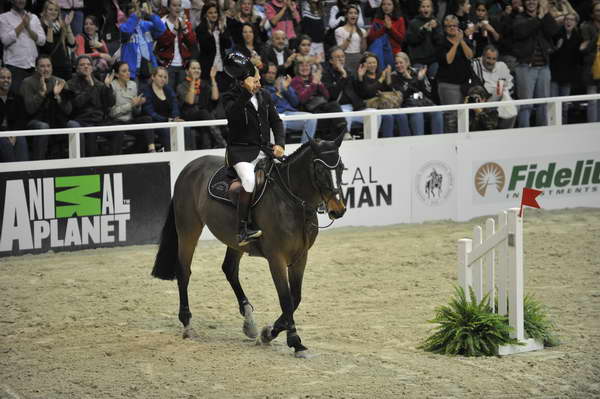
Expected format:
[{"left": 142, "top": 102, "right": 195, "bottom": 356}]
[{"left": 436, "top": 14, "right": 474, "bottom": 132}]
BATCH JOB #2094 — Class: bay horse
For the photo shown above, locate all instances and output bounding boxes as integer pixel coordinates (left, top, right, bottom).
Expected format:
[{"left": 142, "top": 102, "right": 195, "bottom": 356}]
[{"left": 151, "top": 134, "right": 347, "bottom": 357}]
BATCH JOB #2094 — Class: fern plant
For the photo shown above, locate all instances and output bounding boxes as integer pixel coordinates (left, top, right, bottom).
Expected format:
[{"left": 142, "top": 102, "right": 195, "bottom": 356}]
[
  {"left": 420, "top": 286, "right": 519, "bottom": 356},
  {"left": 524, "top": 294, "right": 560, "bottom": 347}
]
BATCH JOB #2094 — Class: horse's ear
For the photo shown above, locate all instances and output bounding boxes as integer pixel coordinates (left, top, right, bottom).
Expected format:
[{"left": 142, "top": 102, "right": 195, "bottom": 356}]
[{"left": 334, "top": 131, "right": 345, "bottom": 147}]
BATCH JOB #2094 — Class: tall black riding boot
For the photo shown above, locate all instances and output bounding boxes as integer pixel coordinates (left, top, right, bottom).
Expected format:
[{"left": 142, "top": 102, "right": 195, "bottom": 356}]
[{"left": 237, "top": 189, "right": 262, "bottom": 246}]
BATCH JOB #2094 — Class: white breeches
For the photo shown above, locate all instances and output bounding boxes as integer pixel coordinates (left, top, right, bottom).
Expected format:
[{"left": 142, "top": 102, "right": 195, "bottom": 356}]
[{"left": 233, "top": 152, "right": 265, "bottom": 192}]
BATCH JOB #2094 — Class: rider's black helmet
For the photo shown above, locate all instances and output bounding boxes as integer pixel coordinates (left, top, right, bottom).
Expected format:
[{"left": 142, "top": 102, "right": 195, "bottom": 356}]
[{"left": 224, "top": 51, "right": 256, "bottom": 81}]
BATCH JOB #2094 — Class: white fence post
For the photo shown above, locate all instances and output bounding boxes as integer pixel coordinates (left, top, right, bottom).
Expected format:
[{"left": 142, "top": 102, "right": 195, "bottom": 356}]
[
  {"left": 473, "top": 225, "right": 483, "bottom": 302},
  {"left": 170, "top": 123, "right": 186, "bottom": 151},
  {"left": 68, "top": 131, "right": 81, "bottom": 159},
  {"left": 507, "top": 207, "right": 524, "bottom": 341},
  {"left": 484, "top": 217, "right": 495, "bottom": 310},
  {"left": 548, "top": 98, "right": 562, "bottom": 126},
  {"left": 363, "top": 114, "right": 379, "bottom": 140},
  {"left": 497, "top": 210, "right": 508, "bottom": 316},
  {"left": 457, "top": 108, "right": 469, "bottom": 133},
  {"left": 457, "top": 238, "right": 472, "bottom": 296}
]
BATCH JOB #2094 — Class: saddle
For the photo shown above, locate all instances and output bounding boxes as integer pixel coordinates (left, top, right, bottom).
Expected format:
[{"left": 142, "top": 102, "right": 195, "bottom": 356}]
[{"left": 207, "top": 159, "right": 272, "bottom": 208}]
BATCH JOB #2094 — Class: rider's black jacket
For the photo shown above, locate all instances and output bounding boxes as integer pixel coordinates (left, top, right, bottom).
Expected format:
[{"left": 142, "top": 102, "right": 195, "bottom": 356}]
[{"left": 222, "top": 84, "right": 285, "bottom": 165}]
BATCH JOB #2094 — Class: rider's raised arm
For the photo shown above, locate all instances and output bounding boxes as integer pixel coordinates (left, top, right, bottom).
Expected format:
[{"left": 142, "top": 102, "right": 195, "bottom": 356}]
[
  {"left": 266, "top": 92, "right": 285, "bottom": 149},
  {"left": 222, "top": 87, "right": 252, "bottom": 132}
]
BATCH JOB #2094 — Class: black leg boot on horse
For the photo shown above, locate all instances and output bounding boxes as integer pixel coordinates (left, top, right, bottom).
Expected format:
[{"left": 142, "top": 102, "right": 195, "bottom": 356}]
[{"left": 237, "top": 188, "right": 262, "bottom": 246}]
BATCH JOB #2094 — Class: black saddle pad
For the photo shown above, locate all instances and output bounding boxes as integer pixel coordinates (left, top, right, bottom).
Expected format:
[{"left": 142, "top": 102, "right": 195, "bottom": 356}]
[{"left": 207, "top": 162, "right": 270, "bottom": 208}]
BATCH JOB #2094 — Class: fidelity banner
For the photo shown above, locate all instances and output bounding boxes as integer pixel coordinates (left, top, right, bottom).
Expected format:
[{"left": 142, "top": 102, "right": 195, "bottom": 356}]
[{"left": 0, "top": 163, "right": 171, "bottom": 257}]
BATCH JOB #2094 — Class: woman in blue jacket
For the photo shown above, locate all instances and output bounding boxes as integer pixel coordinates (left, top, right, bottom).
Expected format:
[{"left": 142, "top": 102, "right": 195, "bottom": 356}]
[{"left": 119, "top": 1, "right": 166, "bottom": 82}]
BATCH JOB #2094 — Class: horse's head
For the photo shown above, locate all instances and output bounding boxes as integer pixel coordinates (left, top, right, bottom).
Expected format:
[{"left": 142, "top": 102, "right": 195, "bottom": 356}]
[{"left": 307, "top": 133, "right": 346, "bottom": 220}]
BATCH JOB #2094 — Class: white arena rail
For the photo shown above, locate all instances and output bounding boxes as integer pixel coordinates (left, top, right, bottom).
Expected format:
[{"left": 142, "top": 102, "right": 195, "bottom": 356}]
[{"left": 458, "top": 208, "right": 544, "bottom": 355}]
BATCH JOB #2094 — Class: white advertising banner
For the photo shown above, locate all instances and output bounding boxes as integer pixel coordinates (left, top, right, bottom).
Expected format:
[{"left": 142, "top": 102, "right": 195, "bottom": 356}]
[
  {"left": 457, "top": 126, "right": 600, "bottom": 220},
  {"left": 331, "top": 139, "right": 412, "bottom": 227}
]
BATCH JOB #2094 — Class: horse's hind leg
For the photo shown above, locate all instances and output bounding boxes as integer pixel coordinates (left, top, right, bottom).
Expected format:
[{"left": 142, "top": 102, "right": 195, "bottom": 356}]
[
  {"left": 177, "top": 223, "right": 203, "bottom": 339},
  {"left": 222, "top": 247, "right": 258, "bottom": 339}
]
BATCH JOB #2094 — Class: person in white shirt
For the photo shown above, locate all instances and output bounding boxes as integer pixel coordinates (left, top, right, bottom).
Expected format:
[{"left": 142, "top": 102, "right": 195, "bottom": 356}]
[
  {"left": 476, "top": 44, "right": 516, "bottom": 129},
  {"left": 334, "top": 4, "right": 367, "bottom": 74},
  {"left": 0, "top": 0, "right": 46, "bottom": 90}
]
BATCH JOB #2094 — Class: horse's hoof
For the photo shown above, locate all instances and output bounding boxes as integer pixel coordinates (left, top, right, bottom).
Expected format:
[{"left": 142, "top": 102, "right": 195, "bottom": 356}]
[
  {"left": 294, "top": 349, "right": 315, "bottom": 359},
  {"left": 260, "top": 325, "right": 273, "bottom": 344},
  {"left": 243, "top": 304, "right": 258, "bottom": 339},
  {"left": 243, "top": 320, "right": 258, "bottom": 339},
  {"left": 182, "top": 326, "right": 200, "bottom": 340}
]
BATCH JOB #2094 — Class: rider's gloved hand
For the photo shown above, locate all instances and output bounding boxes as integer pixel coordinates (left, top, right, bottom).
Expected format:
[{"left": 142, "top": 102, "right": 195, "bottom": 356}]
[{"left": 272, "top": 145, "right": 284, "bottom": 158}]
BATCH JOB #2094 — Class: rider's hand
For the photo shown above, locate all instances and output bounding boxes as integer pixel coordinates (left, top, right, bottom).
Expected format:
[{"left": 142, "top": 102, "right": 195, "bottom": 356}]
[{"left": 272, "top": 145, "right": 284, "bottom": 158}]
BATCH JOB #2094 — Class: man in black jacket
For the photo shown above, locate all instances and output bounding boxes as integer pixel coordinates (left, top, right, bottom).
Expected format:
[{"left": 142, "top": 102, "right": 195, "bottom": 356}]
[
  {"left": 260, "top": 29, "right": 295, "bottom": 76},
  {"left": 321, "top": 46, "right": 365, "bottom": 134},
  {"left": 20, "top": 55, "right": 77, "bottom": 160},
  {"left": 222, "top": 51, "right": 285, "bottom": 246},
  {"left": 67, "top": 55, "right": 121, "bottom": 157},
  {"left": 512, "top": 0, "right": 559, "bottom": 127}
]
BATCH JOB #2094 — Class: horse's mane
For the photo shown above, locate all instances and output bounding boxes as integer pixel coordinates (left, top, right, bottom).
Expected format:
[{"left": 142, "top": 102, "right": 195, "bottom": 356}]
[{"left": 283, "top": 141, "right": 313, "bottom": 165}]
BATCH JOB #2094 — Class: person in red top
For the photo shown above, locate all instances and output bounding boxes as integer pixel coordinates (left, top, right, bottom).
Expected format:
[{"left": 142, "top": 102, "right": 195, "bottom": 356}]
[
  {"left": 367, "top": 0, "right": 406, "bottom": 55},
  {"left": 74, "top": 15, "right": 112, "bottom": 78},
  {"left": 155, "top": 0, "right": 198, "bottom": 90}
]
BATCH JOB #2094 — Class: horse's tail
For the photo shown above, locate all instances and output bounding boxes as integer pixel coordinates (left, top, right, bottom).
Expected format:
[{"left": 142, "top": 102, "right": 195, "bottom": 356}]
[{"left": 152, "top": 200, "right": 179, "bottom": 280}]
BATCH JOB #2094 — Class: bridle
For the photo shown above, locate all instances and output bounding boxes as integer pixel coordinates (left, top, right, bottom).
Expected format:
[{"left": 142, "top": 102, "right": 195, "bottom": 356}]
[
  {"left": 311, "top": 150, "right": 344, "bottom": 208},
  {"left": 268, "top": 147, "right": 344, "bottom": 229}
]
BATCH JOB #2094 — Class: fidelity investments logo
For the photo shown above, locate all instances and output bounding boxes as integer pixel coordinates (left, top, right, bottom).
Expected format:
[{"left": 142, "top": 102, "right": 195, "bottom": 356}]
[
  {"left": 475, "top": 162, "right": 506, "bottom": 196},
  {"left": 0, "top": 173, "right": 130, "bottom": 252},
  {"left": 475, "top": 159, "right": 600, "bottom": 199}
]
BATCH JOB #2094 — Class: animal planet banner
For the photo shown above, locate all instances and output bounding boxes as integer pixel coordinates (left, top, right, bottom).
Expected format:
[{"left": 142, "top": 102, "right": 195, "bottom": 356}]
[{"left": 0, "top": 163, "right": 171, "bottom": 257}]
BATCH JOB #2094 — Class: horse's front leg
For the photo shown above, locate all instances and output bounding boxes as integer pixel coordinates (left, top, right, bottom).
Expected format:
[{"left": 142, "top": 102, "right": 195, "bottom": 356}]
[{"left": 260, "top": 255, "right": 309, "bottom": 357}]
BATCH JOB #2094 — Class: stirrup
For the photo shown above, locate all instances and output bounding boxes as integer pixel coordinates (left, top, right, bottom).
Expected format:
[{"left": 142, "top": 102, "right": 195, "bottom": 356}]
[{"left": 238, "top": 225, "right": 262, "bottom": 246}]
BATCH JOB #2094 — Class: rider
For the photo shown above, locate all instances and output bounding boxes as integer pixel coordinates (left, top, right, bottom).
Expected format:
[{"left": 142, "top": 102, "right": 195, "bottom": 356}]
[{"left": 222, "top": 52, "right": 286, "bottom": 246}]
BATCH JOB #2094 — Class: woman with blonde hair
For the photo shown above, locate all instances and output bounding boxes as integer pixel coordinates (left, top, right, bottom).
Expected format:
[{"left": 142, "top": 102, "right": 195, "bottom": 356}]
[
  {"left": 391, "top": 52, "right": 444, "bottom": 135},
  {"left": 227, "top": 0, "right": 268, "bottom": 45},
  {"left": 355, "top": 52, "right": 406, "bottom": 137},
  {"left": 39, "top": 0, "right": 75, "bottom": 80}
]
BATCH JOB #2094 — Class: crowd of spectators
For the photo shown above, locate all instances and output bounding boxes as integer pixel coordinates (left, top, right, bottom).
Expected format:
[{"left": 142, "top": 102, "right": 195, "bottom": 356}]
[{"left": 1, "top": 0, "right": 600, "bottom": 162}]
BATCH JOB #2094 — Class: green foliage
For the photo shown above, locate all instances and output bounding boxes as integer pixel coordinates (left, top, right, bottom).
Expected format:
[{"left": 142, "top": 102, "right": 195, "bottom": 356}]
[
  {"left": 524, "top": 294, "right": 560, "bottom": 347},
  {"left": 420, "top": 286, "right": 519, "bottom": 356}
]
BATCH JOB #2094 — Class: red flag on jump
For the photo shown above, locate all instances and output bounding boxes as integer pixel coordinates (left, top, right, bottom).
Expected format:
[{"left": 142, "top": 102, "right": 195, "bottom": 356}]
[{"left": 519, "top": 187, "right": 543, "bottom": 217}]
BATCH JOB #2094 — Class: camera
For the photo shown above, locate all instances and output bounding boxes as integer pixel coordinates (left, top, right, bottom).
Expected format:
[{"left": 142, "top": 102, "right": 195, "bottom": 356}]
[{"left": 467, "top": 95, "right": 481, "bottom": 104}]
